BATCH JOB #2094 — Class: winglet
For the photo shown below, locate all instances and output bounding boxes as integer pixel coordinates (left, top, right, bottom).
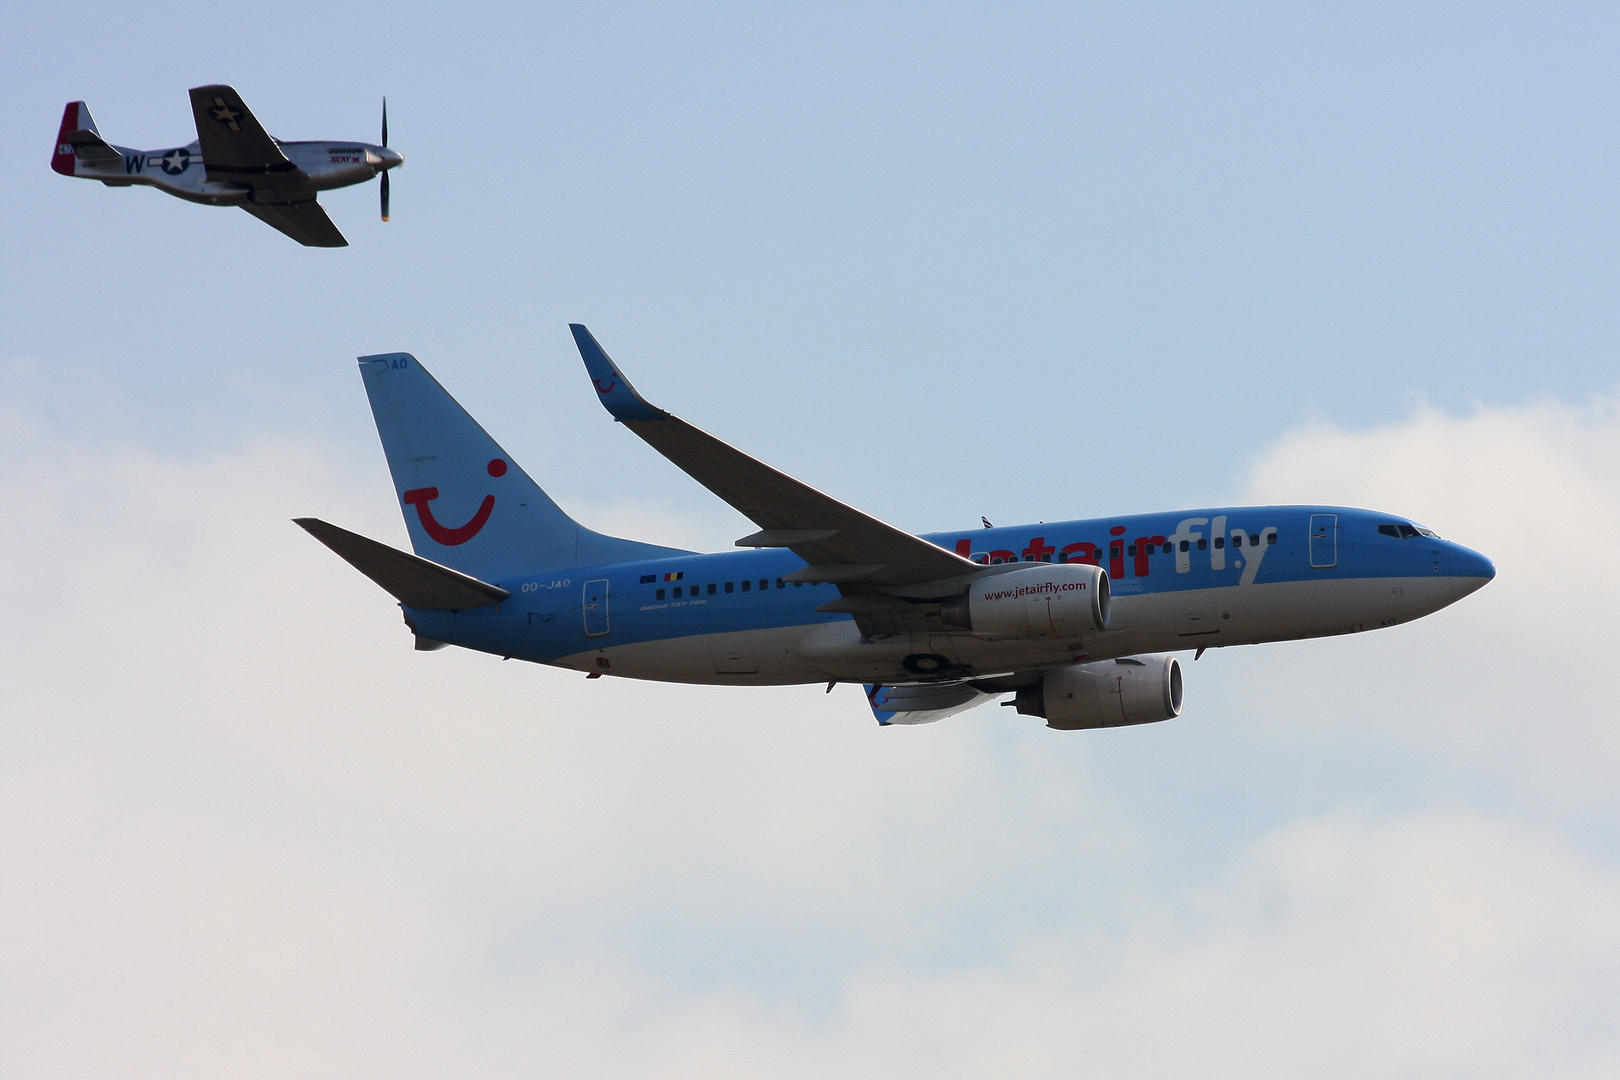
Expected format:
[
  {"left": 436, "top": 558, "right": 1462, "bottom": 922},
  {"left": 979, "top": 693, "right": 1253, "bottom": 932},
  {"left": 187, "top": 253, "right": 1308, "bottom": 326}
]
[{"left": 569, "top": 324, "right": 667, "bottom": 422}]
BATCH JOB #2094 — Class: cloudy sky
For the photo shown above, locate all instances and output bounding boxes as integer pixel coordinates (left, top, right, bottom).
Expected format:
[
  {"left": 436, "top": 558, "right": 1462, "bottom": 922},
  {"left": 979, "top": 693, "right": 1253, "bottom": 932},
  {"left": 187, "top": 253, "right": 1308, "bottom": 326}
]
[{"left": 4, "top": 4, "right": 1619, "bottom": 1077}]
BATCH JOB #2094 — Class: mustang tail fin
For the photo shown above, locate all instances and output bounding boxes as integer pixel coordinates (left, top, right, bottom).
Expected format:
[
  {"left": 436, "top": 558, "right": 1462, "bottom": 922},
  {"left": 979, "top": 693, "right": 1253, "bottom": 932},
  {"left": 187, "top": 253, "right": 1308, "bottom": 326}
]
[
  {"left": 359, "top": 352, "right": 687, "bottom": 581},
  {"left": 52, "top": 101, "right": 113, "bottom": 175}
]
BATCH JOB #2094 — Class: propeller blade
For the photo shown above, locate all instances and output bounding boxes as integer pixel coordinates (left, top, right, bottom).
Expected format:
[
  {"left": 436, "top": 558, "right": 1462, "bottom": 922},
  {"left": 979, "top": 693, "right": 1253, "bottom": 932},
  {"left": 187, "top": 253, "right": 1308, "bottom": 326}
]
[
  {"left": 381, "top": 97, "right": 388, "bottom": 147},
  {"left": 380, "top": 170, "right": 390, "bottom": 222}
]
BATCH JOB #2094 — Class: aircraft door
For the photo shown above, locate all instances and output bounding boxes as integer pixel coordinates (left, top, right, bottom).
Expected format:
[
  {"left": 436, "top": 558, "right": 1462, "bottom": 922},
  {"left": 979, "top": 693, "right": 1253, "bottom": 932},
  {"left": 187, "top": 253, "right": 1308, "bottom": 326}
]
[
  {"left": 583, "top": 579, "right": 610, "bottom": 637},
  {"left": 1309, "top": 514, "right": 1338, "bottom": 568}
]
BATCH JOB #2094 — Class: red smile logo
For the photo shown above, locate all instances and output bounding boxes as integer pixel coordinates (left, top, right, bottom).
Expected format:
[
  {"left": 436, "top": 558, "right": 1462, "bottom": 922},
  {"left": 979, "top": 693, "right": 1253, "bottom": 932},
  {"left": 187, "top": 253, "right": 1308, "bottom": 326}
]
[{"left": 402, "top": 459, "right": 506, "bottom": 546}]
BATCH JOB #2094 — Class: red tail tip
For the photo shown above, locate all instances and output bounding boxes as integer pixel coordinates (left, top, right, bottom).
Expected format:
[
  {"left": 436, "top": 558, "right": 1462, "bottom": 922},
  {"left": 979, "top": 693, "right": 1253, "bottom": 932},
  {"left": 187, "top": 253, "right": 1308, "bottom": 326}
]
[{"left": 51, "top": 101, "right": 84, "bottom": 176}]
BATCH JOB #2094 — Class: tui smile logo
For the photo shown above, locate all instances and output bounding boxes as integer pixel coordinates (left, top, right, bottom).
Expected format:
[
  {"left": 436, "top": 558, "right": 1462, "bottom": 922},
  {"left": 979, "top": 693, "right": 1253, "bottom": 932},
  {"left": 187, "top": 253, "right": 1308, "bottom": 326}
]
[
  {"left": 402, "top": 459, "right": 507, "bottom": 546},
  {"left": 592, "top": 371, "right": 620, "bottom": 395}
]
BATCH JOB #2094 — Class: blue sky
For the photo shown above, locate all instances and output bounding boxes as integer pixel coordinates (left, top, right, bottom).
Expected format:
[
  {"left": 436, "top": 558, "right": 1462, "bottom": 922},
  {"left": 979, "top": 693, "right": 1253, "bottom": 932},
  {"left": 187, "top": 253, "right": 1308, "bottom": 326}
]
[{"left": 4, "top": 5, "right": 1620, "bottom": 1077}]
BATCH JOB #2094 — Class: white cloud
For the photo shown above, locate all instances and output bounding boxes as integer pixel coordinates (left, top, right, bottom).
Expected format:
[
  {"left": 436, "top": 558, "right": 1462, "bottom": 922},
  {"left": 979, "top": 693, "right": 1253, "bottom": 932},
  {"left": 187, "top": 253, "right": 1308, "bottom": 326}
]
[
  {"left": 1235, "top": 392, "right": 1620, "bottom": 806},
  {"left": 2, "top": 394, "right": 1619, "bottom": 1078}
]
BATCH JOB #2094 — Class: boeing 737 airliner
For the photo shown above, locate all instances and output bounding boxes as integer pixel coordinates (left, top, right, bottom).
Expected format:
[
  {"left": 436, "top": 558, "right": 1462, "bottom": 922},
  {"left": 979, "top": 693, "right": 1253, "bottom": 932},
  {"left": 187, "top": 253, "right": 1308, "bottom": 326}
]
[{"left": 297, "top": 326, "right": 1495, "bottom": 729}]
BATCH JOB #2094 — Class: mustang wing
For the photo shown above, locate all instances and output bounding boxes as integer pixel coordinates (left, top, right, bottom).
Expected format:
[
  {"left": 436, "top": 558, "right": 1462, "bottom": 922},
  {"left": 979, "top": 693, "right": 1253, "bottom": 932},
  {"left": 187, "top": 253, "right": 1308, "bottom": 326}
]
[
  {"left": 188, "top": 84, "right": 308, "bottom": 192},
  {"left": 570, "top": 324, "right": 977, "bottom": 600},
  {"left": 240, "top": 199, "right": 347, "bottom": 247}
]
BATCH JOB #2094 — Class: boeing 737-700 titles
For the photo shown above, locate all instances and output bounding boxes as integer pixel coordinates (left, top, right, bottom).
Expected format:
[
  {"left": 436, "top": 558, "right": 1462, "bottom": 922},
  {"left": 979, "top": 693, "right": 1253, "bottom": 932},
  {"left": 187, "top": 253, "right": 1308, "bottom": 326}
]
[
  {"left": 51, "top": 86, "right": 401, "bottom": 247},
  {"left": 297, "top": 327, "right": 1495, "bottom": 729}
]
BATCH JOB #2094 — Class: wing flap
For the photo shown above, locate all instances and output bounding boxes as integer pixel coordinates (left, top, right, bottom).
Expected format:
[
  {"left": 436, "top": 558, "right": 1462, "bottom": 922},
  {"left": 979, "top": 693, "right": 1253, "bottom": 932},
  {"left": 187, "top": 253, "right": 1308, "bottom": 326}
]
[
  {"left": 866, "top": 682, "right": 1000, "bottom": 725},
  {"left": 570, "top": 324, "right": 976, "bottom": 590},
  {"left": 294, "top": 518, "right": 509, "bottom": 610},
  {"left": 240, "top": 199, "right": 347, "bottom": 247}
]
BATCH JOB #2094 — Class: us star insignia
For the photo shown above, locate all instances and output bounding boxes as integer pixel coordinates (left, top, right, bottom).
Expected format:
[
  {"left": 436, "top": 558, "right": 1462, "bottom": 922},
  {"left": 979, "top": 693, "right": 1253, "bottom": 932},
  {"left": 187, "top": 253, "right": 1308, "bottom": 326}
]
[{"left": 208, "top": 100, "right": 243, "bottom": 131}]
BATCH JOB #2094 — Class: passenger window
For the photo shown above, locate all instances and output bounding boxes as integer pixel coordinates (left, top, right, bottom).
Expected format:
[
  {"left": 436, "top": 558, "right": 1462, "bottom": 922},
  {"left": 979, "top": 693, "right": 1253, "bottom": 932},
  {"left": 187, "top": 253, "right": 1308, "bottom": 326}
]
[
  {"left": 707, "top": 583, "right": 717, "bottom": 595},
  {"left": 1197, "top": 539, "right": 1207, "bottom": 550},
  {"left": 776, "top": 578, "right": 785, "bottom": 589},
  {"left": 741, "top": 580, "right": 750, "bottom": 592},
  {"left": 1179, "top": 540, "right": 1189, "bottom": 552},
  {"left": 1162, "top": 543, "right": 1172, "bottom": 554},
  {"left": 656, "top": 588, "right": 665, "bottom": 600},
  {"left": 1266, "top": 532, "right": 1277, "bottom": 544},
  {"left": 794, "top": 581, "right": 803, "bottom": 588},
  {"left": 673, "top": 586, "right": 682, "bottom": 598},
  {"left": 1250, "top": 534, "right": 1260, "bottom": 547},
  {"left": 1127, "top": 545, "right": 1136, "bottom": 556},
  {"left": 1214, "top": 537, "right": 1225, "bottom": 549},
  {"left": 724, "top": 581, "right": 734, "bottom": 593},
  {"left": 760, "top": 579, "right": 769, "bottom": 589}
]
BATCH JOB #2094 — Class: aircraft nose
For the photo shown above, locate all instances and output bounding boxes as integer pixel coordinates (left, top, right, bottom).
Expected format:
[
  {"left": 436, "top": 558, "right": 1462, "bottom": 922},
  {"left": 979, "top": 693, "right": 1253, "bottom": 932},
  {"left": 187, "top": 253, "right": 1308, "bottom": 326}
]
[{"left": 1450, "top": 543, "right": 1496, "bottom": 598}]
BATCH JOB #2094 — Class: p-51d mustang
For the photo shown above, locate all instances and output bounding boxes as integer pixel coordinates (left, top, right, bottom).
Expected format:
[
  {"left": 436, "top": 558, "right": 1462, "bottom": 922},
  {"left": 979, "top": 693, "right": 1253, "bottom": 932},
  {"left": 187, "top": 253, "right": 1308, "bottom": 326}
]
[
  {"left": 297, "top": 327, "right": 1495, "bottom": 729},
  {"left": 51, "top": 86, "right": 401, "bottom": 247}
]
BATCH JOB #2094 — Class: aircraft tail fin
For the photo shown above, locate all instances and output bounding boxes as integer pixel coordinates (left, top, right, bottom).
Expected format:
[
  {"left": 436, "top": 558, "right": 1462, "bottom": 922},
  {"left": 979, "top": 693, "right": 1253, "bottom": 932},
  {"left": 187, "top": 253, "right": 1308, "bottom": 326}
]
[
  {"left": 52, "top": 101, "right": 114, "bottom": 175},
  {"left": 359, "top": 352, "right": 689, "bottom": 582}
]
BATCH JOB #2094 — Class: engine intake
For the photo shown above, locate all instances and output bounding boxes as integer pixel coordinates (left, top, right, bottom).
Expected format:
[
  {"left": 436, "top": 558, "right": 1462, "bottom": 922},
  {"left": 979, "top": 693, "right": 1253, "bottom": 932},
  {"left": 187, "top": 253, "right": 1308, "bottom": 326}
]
[
  {"left": 1013, "top": 655, "right": 1183, "bottom": 730},
  {"left": 940, "top": 563, "right": 1109, "bottom": 640}
]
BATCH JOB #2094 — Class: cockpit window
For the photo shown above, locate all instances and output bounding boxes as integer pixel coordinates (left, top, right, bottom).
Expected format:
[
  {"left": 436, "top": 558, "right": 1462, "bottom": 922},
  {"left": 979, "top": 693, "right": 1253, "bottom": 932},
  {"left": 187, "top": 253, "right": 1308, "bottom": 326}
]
[{"left": 1379, "top": 522, "right": 1442, "bottom": 539}]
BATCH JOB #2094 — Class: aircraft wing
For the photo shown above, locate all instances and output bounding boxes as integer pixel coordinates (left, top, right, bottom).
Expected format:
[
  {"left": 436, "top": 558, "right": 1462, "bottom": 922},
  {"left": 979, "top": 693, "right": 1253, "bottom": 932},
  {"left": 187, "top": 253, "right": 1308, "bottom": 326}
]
[
  {"left": 188, "top": 84, "right": 308, "bottom": 192},
  {"left": 239, "top": 199, "right": 347, "bottom": 247},
  {"left": 570, "top": 324, "right": 979, "bottom": 600}
]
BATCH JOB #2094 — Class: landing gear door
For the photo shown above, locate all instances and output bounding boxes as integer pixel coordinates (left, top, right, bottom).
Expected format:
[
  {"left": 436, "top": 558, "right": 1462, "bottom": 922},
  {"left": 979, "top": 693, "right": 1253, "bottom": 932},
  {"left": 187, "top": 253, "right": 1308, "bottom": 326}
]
[
  {"left": 583, "top": 578, "right": 610, "bottom": 637},
  {"left": 1309, "top": 514, "right": 1338, "bottom": 568}
]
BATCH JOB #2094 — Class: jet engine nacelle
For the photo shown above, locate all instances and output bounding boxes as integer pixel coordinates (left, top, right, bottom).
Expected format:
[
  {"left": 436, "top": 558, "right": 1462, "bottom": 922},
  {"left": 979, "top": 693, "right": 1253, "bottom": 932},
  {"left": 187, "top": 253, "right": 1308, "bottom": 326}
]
[
  {"left": 941, "top": 563, "right": 1110, "bottom": 640},
  {"left": 1013, "top": 654, "right": 1183, "bottom": 730}
]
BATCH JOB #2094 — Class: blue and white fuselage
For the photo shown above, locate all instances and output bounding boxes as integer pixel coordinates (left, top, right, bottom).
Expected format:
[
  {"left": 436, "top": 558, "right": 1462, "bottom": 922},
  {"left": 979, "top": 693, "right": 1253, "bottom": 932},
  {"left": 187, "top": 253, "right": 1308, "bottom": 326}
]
[
  {"left": 298, "top": 327, "right": 1494, "bottom": 730},
  {"left": 408, "top": 508, "right": 1492, "bottom": 685}
]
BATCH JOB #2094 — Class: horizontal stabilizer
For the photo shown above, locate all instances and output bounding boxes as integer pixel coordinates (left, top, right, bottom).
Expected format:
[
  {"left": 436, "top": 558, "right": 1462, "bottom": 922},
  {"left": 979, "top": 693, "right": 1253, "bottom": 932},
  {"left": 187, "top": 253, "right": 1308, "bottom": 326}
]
[
  {"left": 294, "top": 517, "right": 509, "bottom": 610},
  {"left": 67, "top": 129, "right": 121, "bottom": 168}
]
